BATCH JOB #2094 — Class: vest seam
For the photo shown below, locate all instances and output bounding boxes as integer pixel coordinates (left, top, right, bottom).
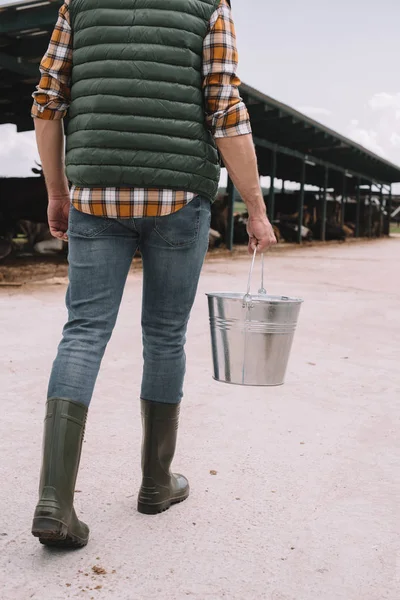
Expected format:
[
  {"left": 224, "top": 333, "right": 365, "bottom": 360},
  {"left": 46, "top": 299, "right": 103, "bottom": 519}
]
[
  {"left": 73, "top": 41, "right": 201, "bottom": 58},
  {"left": 68, "top": 127, "right": 209, "bottom": 140},
  {"left": 68, "top": 116, "right": 205, "bottom": 127},
  {"left": 72, "top": 58, "right": 200, "bottom": 73},
  {"left": 73, "top": 23, "right": 204, "bottom": 41},
  {"left": 72, "top": 0, "right": 216, "bottom": 8},
  {"left": 74, "top": 6, "right": 215, "bottom": 21},
  {"left": 67, "top": 163, "right": 218, "bottom": 183},
  {"left": 71, "top": 75, "right": 200, "bottom": 91},
  {"left": 67, "top": 147, "right": 218, "bottom": 169},
  {"left": 68, "top": 94, "right": 201, "bottom": 108}
]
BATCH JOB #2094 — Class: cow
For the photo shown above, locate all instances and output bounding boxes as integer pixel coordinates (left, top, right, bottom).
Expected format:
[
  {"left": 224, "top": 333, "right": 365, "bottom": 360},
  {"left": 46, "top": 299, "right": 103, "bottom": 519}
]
[
  {"left": 0, "top": 168, "right": 48, "bottom": 236},
  {"left": 0, "top": 166, "right": 49, "bottom": 259}
]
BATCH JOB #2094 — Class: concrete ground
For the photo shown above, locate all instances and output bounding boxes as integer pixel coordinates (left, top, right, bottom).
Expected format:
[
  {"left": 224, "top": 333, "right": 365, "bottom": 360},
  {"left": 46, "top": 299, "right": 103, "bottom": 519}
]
[{"left": 1, "top": 237, "right": 399, "bottom": 600}]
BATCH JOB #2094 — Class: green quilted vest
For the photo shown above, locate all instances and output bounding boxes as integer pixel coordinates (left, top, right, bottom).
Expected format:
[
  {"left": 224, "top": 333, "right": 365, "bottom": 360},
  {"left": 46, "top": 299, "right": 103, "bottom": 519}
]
[{"left": 65, "top": 0, "right": 221, "bottom": 203}]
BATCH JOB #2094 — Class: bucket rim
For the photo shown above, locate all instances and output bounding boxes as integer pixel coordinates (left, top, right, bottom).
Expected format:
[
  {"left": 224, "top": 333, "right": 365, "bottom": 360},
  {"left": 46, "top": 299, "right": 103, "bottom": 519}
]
[
  {"left": 206, "top": 292, "right": 304, "bottom": 304},
  {"left": 212, "top": 376, "right": 285, "bottom": 387}
]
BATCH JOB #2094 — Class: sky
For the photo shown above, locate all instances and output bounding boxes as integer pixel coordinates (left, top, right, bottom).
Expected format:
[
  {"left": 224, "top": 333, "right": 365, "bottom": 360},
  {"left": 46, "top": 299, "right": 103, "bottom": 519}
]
[{"left": 1, "top": 0, "right": 400, "bottom": 190}]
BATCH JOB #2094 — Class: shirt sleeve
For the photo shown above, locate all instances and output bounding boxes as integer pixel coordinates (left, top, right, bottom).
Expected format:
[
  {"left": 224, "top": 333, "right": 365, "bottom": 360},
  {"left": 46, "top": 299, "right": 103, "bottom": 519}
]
[
  {"left": 203, "top": 0, "right": 252, "bottom": 138},
  {"left": 31, "top": 1, "right": 72, "bottom": 120}
]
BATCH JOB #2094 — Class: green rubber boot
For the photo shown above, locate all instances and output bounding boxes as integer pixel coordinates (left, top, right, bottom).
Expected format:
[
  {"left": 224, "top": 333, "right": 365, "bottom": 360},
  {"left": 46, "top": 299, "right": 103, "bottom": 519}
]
[
  {"left": 32, "top": 398, "right": 89, "bottom": 548},
  {"left": 138, "top": 399, "right": 190, "bottom": 515}
]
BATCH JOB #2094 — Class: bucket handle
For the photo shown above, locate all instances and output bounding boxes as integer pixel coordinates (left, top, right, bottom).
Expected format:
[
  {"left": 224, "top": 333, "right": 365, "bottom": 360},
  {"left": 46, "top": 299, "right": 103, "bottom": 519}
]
[{"left": 243, "top": 248, "right": 266, "bottom": 308}]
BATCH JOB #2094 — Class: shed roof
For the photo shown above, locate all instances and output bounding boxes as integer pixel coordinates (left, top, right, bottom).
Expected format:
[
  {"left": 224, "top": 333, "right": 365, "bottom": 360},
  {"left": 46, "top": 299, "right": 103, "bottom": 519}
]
[
  {"left": 0, "top": 0, "right": 60, "bottom": 131},
  {"left": 241, "top": 83, "right": 400, "bottom": 189}
]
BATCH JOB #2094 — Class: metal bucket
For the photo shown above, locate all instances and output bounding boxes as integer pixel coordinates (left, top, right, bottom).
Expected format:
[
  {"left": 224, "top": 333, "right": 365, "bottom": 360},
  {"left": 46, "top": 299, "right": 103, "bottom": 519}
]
[{"left": 207, "top": 251, "right": 303, "bottom": 386}]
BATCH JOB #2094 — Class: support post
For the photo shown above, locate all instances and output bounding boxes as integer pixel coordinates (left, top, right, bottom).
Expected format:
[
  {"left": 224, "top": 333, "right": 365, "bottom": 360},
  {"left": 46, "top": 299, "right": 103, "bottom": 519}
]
[
  {"left": 268, "top": 148, "right": 277, "bottom": 221},
  {"left": 368, "top": 183, "right": 373, "bottom": 237},
  {"left": 341, "top": 173, "right": 347, "bottom": 228},
  {"left": 378, "top": 184, "right": 383, "bottom": 237},
  {"left": 282, "top": 180, "right": 286, "bottom": 197},
  {"left": 355, "top": 178, "right": 361, "bottom": 238},
  {"left": 298, "top": 159, "right": 306, "bottom": 244},
  {"left": 321, "top": 167, "right": 329, "bottom": 242},
  {"left": 385, "top": 185, "right": 392, "bottom": 235},
  {"left": 226, "top": 176, "right": 235, "bottom": 251}
]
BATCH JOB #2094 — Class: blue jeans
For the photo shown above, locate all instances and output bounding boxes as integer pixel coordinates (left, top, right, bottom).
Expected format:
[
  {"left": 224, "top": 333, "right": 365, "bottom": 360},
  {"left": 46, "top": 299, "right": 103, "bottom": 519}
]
[{"left": 48, "top": 196, "right": 211, "bottom": 407}]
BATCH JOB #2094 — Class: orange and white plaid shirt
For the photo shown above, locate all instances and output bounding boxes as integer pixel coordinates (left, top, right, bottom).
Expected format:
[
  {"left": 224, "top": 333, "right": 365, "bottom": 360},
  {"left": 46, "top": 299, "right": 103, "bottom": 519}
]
[{"left": 32, "top": 0, "right": 251, "bottom": 218}]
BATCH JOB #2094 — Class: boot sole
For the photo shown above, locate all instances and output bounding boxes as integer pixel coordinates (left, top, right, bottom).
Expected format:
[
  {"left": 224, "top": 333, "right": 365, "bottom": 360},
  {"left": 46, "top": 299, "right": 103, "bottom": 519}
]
[
  {"left": 32, "top": 517, "right": 88, "bottom": 548},
  {"left": 137, "top": 492, "right": 189, "bottom": 515}
]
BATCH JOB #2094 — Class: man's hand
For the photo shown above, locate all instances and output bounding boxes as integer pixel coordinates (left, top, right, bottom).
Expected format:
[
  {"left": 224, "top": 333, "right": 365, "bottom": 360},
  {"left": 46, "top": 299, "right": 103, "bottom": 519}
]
[
  {"left": 247, "top": 214, "right": 277, "bottom": 253},
  {"left": 48, "top": 194, "right": 70, "bottom": 241}
]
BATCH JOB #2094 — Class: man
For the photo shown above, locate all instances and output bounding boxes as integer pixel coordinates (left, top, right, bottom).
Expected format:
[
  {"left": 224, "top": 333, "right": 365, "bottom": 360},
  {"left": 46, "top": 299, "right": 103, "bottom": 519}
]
[{"left": 31, "top": 0, "right": 276, "bottom": 548}]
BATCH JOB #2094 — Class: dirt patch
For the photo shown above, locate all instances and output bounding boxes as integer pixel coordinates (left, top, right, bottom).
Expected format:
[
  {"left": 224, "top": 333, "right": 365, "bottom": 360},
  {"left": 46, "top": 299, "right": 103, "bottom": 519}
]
[
  {"left": 0, "top": 238, "right": 379, "bottom": 285},
  {"left": 0, "top": 248, "right": 250, "bottom": 285},
  {"left": 0, "top": 255, "right": 69, "bottom": 285},
  {"left": 92, "top": 566, "right": 107, "bottom": 575}
]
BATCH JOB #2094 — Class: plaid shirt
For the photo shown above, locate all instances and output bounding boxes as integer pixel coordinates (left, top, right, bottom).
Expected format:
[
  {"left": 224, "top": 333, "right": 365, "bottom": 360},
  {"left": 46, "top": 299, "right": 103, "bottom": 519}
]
[{"left": 32, "top": 0, "right": 251, "bottom": 218}]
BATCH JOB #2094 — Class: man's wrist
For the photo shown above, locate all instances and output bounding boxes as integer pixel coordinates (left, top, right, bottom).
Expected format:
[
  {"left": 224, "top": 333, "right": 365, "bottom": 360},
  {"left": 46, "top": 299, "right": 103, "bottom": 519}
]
[
  {"left": 46, "top": 177, "right": 70, "bottom": 199},
  {"left": 247, "top": 204, "right": 267, "bottom": 219},
  {"left": 47, "top": 189, "right": 70, "bottom": 201}
]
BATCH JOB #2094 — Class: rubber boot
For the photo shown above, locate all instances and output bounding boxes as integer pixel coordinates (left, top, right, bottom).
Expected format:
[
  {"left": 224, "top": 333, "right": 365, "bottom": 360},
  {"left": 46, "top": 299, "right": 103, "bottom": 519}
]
[
  {"left": 31, "top": 398, "right": 89, "bottom": 548},
  {"left": 137, "top": 399, "right": 190, "bottom": 515}
]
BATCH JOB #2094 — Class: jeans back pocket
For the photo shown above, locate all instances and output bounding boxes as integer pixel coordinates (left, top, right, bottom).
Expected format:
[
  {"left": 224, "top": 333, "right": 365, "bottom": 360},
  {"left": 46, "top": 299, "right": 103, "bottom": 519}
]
[
  {"left": 154, "top": 196, "right": 204, "bottom": 248},
  {"left": 68, "top": 205, "right": 114, "bottom": 238}
]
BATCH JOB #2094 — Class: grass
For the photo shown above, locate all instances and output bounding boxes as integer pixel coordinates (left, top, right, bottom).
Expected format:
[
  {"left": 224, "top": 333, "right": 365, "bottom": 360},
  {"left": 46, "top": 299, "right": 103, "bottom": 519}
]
[
  {"left": 234, "top": 201, "right": 247, "bottom": 213},
  {"left": 390, "top": 223, "right": 400, "bottom": 234}
]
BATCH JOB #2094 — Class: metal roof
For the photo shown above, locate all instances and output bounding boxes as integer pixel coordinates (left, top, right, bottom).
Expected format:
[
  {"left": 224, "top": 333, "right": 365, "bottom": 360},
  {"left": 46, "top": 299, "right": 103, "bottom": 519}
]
[
  {"left": 241, "top": 83, "right": 400, "bottom": 189},
  {"left": 1, "top": 0, "right": 400, "bottom": 190},
  {"left": 0, "top": 0, "right": 61, "bottom": 131}
]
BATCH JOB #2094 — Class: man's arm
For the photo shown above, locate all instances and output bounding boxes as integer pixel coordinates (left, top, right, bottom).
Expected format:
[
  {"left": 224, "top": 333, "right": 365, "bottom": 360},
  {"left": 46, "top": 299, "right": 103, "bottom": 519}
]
[
  {"left": 31, "top": 1, "right": 72, "bottom": 240},
  {"left": 216, "top": 134, "right": 266, "bottom": 219},
  {"left": 35, "top": 119, "right": 68, "bottom": 197},
  {"left": 216, "top": 134, "right": 275, "bottom": 252},
  {"left": 34, "top": 119, "right": 70, "bottom": 240},
  {"left": 203, "top": 0, "right": 276, "bottom": 252}
]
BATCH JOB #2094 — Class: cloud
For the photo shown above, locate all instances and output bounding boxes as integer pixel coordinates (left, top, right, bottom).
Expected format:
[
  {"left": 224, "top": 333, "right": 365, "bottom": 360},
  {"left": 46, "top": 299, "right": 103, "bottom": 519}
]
[
  {"left": 369, "top": 93, "right": 400, "bottom": 111},
  {"left": 347, "top": 92, "right": 400, "bottom": 166},
  {"left": 0, "top": 125, "right": 40, "bottom": 177},
  {"left": 297, "top": 106, "right": 332, "bottom": 117},
  {"left": 346, "top": 92, "right": 400, "bottom": 193},
  {"left": 347, "top": 127, "right": 386, "bottom": 157},
  {"left": 390, "top": 132, "right": 400, "bottom": 148}
]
